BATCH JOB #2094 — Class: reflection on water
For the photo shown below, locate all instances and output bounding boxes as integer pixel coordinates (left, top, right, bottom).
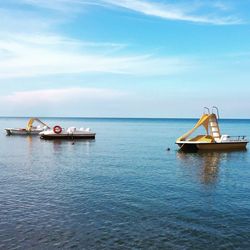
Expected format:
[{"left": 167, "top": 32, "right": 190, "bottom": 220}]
[
  {"left": 177, "top": 150, "right": 248, "bottom": 185},
  {"left": 177, "top": 152, "right": 225, "bottom": 185},
  {"left": 7, "top": 134, "right": 96, "bottom": 156},
  {"left": 27, "top": 136, "right": 35, "bottom": 156},
  {"left": 46, "top": 139, "right": 95, "bottom": 154},
  {"left": 1, "top": 118, "right": 250, "bottom": 249}
]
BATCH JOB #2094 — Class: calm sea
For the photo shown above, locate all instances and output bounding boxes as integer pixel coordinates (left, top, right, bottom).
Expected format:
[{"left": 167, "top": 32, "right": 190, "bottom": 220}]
[{"left": 0, "top": 117, "right": 250, "bottom": 249}]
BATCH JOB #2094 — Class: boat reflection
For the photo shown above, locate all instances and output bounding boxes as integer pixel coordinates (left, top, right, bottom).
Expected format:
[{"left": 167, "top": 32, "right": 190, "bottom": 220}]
[
  {"left": 177, "top": 149, "right": 247, "bottom": 185},
  {"left": 177, "top": 151, "right": 225, "bottom": 185},
  {"left": 50, "top": 139, "right": 95, "bottom": 154}
]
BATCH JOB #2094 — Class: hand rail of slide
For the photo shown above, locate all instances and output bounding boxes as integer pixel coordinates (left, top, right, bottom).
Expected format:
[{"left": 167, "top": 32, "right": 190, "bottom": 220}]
[
  {"left": 203, "top": 107, "right": 210, "bottom": 114},
  {"left": 212, "top": 106, "right": 220, "bottom": 120}
]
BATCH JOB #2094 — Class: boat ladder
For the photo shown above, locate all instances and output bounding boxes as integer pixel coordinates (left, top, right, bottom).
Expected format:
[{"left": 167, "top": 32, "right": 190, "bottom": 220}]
[{"left": 210, "top": 107, "right": 221, "bottom": 140}]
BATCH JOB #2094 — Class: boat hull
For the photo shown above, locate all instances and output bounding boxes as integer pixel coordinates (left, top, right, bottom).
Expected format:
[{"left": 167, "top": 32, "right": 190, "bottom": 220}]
[
  {"left": 177, "top": 142, "right": 248, "bottom": 152},
  {"left": 5, "top": 129, "right": 43, "bottom": 135},
  {"left": 40, "top": 133, "right": 96, "bottom": 140}
]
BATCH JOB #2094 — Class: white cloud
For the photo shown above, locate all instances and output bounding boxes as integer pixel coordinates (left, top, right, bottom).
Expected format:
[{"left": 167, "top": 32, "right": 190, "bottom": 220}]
[
  {"left": 0, "top": 1, "right": 194, "bottom": 79},
  {"left": 0, "top": 87, "right": 131, "bottom": 116},
  {"left": 14, "top": 0, "right": 242, "bottom": 25},
  {"left": 4, "top": 0, "right": 242, "bottom": 25},
  {"left": 2, "top": 87, "right": 126, "bottom": 104},
  {"left": 0, "top": 0, "right": 241, "bottom": 78},
  {"left": 103, "top": 0, "right": 241, "bottom": 25},
  {"left": 0, "top": 7, "right": 60, "bottom": 34},
  {"left": 0, "top": 33, "right": 192, "bottom": 78}
]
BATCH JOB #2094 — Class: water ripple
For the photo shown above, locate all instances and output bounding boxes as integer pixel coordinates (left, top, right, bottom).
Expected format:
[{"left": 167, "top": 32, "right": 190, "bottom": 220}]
[{"left": 0, "top": 118, "right": 250, "bottom": 249}]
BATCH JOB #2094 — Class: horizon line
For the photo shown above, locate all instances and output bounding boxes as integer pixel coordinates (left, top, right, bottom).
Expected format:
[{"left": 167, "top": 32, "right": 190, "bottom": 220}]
[{"left": 0, "top": 116, "right": 250, "bottom": 120}]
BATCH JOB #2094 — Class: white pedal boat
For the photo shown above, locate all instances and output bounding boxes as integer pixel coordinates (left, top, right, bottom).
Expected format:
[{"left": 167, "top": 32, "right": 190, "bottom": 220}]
[
  {"left": 5, "top": 118, "right": 49, "bottom": 135},
  {"left": 40, "top": 126, "right": 96, "bottom": 140}
]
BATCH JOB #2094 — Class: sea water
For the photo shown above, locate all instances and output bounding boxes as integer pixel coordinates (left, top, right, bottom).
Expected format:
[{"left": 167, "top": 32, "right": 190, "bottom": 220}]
[{"left": 0, "top": 117, "right": 250, "bottom": 249}]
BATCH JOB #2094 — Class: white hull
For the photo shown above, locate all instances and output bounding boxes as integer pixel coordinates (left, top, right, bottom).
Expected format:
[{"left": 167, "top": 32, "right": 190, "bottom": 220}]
[
  {"left": 40, "top": 127, "right": 96, "bottom": 140},
  {"left": 5, "top": 128, "right": 44, "bottom": 135},
  {"left": 40, "top": 132, "right": 96, "bottom": 140}
]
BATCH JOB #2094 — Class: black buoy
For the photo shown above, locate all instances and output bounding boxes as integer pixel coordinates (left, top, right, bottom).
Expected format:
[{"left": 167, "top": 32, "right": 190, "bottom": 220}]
[
  {"left": 72, "top": 142, "right": 75, "bottom": 145},
  {"left": 167, "top": 148, "right": 170, "bottom": 151}
]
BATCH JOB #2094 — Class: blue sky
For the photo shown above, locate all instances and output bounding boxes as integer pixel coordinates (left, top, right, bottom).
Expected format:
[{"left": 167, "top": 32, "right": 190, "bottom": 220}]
[{"left": 0, "top": 0, "right": 250, "bottom": 118}]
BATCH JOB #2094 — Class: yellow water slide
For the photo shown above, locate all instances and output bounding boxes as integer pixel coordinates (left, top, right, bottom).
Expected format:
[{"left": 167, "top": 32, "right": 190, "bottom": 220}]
[
  {"left": 177, "top": 114, "right": 217, "bottom": 142},
  {"left": 26, "top": 118, "right": 49, "bottom": 131}
]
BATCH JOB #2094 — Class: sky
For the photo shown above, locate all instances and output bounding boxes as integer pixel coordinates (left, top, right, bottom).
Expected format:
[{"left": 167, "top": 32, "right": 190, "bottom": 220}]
[{"left": 0, "top": 0, "right": 250, "bottom": 118}]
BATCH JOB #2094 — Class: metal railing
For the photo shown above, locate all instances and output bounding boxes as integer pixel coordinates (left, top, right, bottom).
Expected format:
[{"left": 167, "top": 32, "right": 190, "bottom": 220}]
[
  {"left": 212, "top": 106, "right": 220, "bottom": 120},
  {"left": 222, "top": 135, "right": 248, "bottom": 142},
  {"left": 203, "top": 107, "right": 210, "bottom": 114}
]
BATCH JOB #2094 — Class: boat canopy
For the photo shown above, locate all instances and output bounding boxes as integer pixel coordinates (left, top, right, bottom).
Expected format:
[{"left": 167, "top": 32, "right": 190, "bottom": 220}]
[
  {"left": 26, "top": 118, "right": 49, "bottom": 131},
  {"left": 177, "top": 113, "right": 218, "bottom": 141}
]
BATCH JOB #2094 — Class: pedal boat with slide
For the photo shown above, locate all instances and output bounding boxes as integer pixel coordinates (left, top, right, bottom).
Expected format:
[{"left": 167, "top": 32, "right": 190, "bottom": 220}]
[
  {"left": 5, "top": 118, "right": 50, "bottom": 135},
  {"left": 40, "top": 125, "right": 96, "bottom": 140},
  {"left": 176, "top": 107, "right": 248, "bottom": 152}
]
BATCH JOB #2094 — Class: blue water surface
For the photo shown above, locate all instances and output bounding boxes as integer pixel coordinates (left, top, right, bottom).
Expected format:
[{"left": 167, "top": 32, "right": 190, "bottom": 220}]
[{"left": 0, "top": 117, "right": 250, "bottom": 249}]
